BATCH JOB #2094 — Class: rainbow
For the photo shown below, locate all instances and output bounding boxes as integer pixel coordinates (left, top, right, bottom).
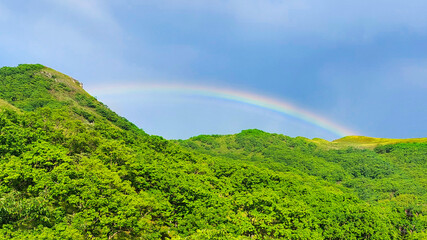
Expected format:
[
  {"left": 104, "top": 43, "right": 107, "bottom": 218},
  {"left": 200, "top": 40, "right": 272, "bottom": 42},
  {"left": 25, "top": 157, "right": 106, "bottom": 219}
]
[{"left": 87, "top": 83, "right": 356, "bottom": 137}]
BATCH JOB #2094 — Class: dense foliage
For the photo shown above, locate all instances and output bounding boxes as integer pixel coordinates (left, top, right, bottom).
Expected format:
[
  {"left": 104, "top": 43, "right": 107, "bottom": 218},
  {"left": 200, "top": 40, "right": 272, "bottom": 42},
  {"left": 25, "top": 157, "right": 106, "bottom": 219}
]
[{"left": 0, "top": 65, "right": 425, "bottom": 239}]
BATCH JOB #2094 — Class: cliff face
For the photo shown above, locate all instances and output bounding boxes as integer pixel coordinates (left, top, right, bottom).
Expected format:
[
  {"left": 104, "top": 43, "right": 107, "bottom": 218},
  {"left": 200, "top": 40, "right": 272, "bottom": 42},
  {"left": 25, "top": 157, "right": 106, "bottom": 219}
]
[{"left": 0, "top": 64, "right": 425, "bottom": 239}]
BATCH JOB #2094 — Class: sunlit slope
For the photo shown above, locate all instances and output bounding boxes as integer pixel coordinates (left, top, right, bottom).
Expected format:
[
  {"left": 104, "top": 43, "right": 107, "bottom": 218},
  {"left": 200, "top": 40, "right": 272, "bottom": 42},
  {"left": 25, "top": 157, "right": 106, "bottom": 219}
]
[
  {"left": 311, "top": 136, "right": 427, "bottom": 150},
  {"left": 0, "top": 64, "right": 143, "bottom": 134},
  {"left": 334, "top": 135, "right": 427, "bottom": 145},
  {"left": 0, "top": 99, "right": 19, "bottom": 111}
]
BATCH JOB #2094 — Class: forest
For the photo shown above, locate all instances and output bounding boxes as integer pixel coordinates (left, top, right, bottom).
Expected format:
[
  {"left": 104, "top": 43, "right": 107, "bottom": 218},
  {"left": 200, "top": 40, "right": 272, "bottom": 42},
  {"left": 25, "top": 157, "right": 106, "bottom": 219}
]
[{"left": 0, "top": 64, "right": 425, "bottom": 239}]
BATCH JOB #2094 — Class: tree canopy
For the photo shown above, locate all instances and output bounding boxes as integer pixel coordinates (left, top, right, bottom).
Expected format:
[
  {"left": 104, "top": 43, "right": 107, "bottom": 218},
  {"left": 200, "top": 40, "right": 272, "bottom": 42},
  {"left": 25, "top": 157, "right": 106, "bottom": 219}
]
[{"left": 0, "top": 64, "right": 425, "bottom": 239}]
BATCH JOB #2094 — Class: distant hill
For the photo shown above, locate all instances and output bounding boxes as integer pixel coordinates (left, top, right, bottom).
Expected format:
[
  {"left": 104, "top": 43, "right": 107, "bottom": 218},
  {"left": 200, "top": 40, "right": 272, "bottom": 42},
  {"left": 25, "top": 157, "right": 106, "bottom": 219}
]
[
  {"left": 310, "top": 135, "right": 427, "bottom": 150},
  {"left": 0, "top": 64, "right": 425, "bottom": 239}
]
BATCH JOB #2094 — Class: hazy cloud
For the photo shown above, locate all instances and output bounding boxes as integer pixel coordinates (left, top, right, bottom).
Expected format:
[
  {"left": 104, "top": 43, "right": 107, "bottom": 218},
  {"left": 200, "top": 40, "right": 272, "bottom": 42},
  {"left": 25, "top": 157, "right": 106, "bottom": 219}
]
[
  {"left": 0, "top": 3, "right": 10, "bottom": 22},
  {"left": 398, "top": 60, "right": 427, "bottom": 89},
  {"left": 42, "top": 0, "right": 122, "bottom": 37},
  {"left": 47, "top": 0, "right": 112, "bottom": 22},
  {"left": 0, "top": 1, "right": 130, "bottom": 80},
  {"left": 139, "top": 0, "right": 427, "bottom": 42}
]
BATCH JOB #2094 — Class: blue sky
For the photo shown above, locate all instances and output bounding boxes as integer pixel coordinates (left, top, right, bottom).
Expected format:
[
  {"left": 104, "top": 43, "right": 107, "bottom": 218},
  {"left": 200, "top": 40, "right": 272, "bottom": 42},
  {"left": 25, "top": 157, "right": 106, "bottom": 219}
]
[{"left": 0, "top": 0, "right": 426, "bottom": 140}]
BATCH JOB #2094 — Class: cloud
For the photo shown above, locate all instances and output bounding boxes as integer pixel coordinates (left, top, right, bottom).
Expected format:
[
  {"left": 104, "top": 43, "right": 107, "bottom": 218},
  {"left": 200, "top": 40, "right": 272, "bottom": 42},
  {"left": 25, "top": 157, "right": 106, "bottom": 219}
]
[
  {"left": 51, "top": 0, "right": 111, "bottom": 22},
  {"left": 42, "top": 0, "right": 110, "bottom": 22},
  {"left": 398, "top": 60, "right": 427, "bottom": 89},
  {"left": 0, "top": 0, "right": 122, "bottom": 48},
  {"left": 42, "top": 0, "right": 121, "bottom": 36},
  {"left": 319, "top": 57, "right": 427, "bottom": 99},
  {"left": 345, "top": 58, "right": 427, "bottom": 90},
  {"left": 0, "top": 0, "right": 133, "bottom": 84},
  {"left": 138, "top": 0, "right": 427, "bottom": 42},
  {"left": 317, "top": 55, "right": 427, "bottom": 137},
  {"left": 0, "top": 2, "right": 10, "bottom": 22},
  {"left": 228, "top": 0, "right": 306, "bottom": 26}
]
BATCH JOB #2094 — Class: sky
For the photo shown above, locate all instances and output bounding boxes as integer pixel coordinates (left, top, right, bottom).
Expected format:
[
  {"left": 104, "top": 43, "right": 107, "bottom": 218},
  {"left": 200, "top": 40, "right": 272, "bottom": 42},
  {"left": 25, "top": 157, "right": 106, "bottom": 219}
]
[{"left": 0, "top": 0, "right": 426, "bottom": 140}]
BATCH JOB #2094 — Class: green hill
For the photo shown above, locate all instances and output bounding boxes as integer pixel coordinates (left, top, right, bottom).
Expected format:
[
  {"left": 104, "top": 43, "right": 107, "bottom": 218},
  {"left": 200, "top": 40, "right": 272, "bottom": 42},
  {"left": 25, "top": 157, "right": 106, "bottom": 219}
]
[
  {"left": 306, "top": 136, "right": 427, "bottom": 151},
  {"left": 0, "top": 64, "right": 425, "bottom": 239}
]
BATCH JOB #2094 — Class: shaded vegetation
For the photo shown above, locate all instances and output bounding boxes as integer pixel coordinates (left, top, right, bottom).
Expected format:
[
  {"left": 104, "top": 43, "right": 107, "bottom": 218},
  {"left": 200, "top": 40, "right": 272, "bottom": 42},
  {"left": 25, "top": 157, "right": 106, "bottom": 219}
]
[{"left": 0, "top": 64, "right": 426, "bottom": 239}]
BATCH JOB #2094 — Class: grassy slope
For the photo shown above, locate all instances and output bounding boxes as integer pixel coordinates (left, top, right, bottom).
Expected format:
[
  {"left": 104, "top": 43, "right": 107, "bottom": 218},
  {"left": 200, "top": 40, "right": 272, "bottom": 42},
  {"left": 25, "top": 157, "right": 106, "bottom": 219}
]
[
  {"left": 311, "top": 135, "right": 427, "bottom": 150},
  {"left": 0, "top": 99, "right": 19, "bottom": 111}
]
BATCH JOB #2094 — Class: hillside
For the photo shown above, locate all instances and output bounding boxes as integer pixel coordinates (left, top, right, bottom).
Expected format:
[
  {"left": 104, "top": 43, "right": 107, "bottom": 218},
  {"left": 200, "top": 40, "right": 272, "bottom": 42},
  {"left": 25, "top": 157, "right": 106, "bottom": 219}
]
[
  {"left": 177, "top": 130, "right": 427, "bottom": 200},
  {"left": 316, "top": 136, "right": 427, "bottom": 150},
  {"left": 0, "top": 64, "right": 426, "bottom": 239}
]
